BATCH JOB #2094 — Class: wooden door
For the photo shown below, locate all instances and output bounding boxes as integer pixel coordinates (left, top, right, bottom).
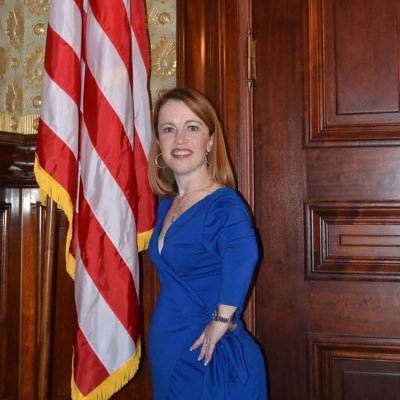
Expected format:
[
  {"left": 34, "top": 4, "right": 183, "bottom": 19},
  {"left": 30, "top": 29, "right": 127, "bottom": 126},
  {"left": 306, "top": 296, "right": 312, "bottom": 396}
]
[{"left": 253, "top": 0, "right": 400, "bottom": 399}]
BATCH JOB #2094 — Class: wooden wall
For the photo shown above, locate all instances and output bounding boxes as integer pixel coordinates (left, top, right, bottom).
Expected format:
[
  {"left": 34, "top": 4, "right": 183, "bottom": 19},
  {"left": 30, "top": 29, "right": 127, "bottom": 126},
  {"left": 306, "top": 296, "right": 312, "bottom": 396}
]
[{"left": 253, "top": 0, "right": 400, "bottom": 399}]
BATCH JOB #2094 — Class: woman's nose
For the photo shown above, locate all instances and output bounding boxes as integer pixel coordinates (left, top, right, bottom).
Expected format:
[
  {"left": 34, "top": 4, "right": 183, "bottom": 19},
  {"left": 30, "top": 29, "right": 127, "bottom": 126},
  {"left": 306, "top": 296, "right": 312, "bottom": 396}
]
[{"left": 174, "top": 128, "right": 186, "bottom": 143}]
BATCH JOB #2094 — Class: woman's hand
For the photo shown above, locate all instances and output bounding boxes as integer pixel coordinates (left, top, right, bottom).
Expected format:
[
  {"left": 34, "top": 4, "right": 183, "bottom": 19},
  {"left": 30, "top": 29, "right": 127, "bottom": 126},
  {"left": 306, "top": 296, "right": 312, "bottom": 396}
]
[
  {"left": 190, "top": 304, "right": 237, "bottom": 366},
  {"left": 190, "top": 320, "right": 231, "bottom": 365}
]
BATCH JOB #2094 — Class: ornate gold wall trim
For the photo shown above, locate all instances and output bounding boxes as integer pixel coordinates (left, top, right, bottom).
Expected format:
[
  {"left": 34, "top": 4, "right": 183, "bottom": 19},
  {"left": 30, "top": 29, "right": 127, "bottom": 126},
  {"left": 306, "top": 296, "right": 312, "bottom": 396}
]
[{"left": 0, "top": 112, "right": 38, "bottom": 134}]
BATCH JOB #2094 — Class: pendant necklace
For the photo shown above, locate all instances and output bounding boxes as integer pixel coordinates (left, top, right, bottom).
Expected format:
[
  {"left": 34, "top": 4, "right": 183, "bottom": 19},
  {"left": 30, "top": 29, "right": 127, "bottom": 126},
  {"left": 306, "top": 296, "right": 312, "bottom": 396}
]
[{"left": 169, "top": 182, "right": 213, "bottom": 223}]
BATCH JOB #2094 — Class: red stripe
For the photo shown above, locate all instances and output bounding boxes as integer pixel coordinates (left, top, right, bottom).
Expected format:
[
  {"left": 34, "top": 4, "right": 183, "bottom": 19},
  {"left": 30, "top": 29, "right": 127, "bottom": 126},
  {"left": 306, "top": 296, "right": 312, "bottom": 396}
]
[
  {"left": 78, "top": 191, "right": 141, "bottom": 341},
  {"left": 74, "top": 0, "right": 83, "bottom": 13},
  {"left": 36, "top": 120, "right": 78, "bottom": 199},
  {"left": 82, "top": 67, "right": 139, "bottom": 218},
  {"left": 130, "top": 0, "right": 150, "bottom": 71},
  {"left": 74, "top": 327, "right": 110, "bottom": 395},
  {"left": 134, "top": 130, "right": 156, "bottom": 233},
  {"left": 89, "top": 0, "right": 133, "bottom": 86},
  {"left": 45, "top": 26, "right": 81, "bottom": 104},
  {"left": 80, "top": 6, "right": 87, "bottom": 65}
]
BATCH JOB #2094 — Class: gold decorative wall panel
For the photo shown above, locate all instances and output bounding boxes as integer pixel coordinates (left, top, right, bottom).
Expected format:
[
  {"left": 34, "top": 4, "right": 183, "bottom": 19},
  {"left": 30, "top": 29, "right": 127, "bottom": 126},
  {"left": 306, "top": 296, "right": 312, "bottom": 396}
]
[
  {"left": 0, "top": 0, "right": 176, "bottom": 134},
  {"left": 0, "top": 1, "right": 49, "bottom": 134},
  {"left": 147, "top": 0, "right": 177, "bottom": 101}
]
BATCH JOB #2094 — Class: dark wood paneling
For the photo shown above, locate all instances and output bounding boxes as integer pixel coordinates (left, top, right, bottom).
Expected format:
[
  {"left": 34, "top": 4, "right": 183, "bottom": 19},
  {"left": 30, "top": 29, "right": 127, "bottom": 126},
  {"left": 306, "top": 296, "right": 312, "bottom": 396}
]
[
  {"left": 20, "top": 192, "right": 40, "bottom": 398},
  {"left": 177, "top": 0, "right": 241, "bottom": 169},
  {"left": 253, "top": 0, "right": 308, "bottom": 398},
  {"left": 0, "top": 186, "right": 40, "bottom": 400},
  {"left": 334, "top": 0, "right": 399, "bottom": 115},
  {"left": 177, "top": 0, "right": 207, "bottom": 93},
  {"left": 307, "top": 147, "right": 400, "bottom": 200},
  {"left": 0, "top": 203, "right": 10, "bottom": 399},
  {"left": 305, "top": 201, "right": 400, "bottom": 280},
  {"left": 1, "top": 189, "right": 21, "bottom": 400},
  {"left": 47, "top": 210, "right": 74, "bottom": 399},
  {"left": 308, "top": 333, "right": 400, "bottom": 400},
  {"left": 307, "top": 0, "right": 400, "bottom": 145},
  {"left": 254, "top": 0, "right": 400, "bottom": 398},
  {"left": 341, "top": 370, "right": 400, "bottom": 400},
  {"left": 0, "top": 133, "right": 37, "bottom": 187}
]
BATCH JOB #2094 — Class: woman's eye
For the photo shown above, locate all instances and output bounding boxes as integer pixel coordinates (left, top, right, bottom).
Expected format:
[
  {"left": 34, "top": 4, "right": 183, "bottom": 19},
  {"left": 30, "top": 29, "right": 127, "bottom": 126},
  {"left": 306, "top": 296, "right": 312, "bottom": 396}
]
[
  {"left": 162, "top": 127, "right": 174, "bottom": 134},
  {"left": 187, "top": 125, "right": 199, "bottom": 132}
]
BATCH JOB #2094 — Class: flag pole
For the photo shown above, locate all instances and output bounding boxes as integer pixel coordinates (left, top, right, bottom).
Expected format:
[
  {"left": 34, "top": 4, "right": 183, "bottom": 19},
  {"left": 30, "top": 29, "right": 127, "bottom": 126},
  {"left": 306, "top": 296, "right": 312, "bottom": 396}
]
[{"left": 37, "top": 196, "right": 57, "bottom": 400}]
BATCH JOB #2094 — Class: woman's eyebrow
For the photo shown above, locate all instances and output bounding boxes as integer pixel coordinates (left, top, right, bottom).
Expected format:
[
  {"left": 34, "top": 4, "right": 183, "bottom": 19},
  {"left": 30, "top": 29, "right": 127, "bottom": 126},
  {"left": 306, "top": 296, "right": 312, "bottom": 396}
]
[{"left": 185, "top": 119, "right": 204, "bottom": 125}]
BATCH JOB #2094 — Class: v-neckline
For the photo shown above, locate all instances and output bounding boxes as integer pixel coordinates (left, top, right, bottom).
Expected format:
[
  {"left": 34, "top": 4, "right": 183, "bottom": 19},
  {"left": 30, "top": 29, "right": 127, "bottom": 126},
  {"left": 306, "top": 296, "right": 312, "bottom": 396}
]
[{"left": 157, "top": 187, "right": 228, "bottom": 255}]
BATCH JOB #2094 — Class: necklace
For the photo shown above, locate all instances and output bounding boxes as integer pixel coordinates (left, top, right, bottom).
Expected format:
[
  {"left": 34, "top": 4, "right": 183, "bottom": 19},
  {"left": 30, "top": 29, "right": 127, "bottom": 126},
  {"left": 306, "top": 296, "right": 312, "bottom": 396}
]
[{"left": 169, "top": 182, "right": 214, "bottom": 223}]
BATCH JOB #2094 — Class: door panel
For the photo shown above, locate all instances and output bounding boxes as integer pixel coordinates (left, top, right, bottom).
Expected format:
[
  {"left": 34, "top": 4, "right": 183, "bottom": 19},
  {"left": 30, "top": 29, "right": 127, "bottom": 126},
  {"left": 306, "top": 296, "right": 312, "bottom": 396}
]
[
  {"left": 253, "top": 0, "right": 400, "bottom": 399},
  {"left": 308, "top": 0, "right": 400, "bottom": 143}
]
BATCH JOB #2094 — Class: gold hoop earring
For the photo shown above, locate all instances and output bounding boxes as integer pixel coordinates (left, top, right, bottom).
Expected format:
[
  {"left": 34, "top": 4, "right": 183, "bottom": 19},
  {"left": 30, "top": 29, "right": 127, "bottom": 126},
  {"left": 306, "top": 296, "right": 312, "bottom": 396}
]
[{"left": 155, "top": 153, "right": 168, "bottom": 169}]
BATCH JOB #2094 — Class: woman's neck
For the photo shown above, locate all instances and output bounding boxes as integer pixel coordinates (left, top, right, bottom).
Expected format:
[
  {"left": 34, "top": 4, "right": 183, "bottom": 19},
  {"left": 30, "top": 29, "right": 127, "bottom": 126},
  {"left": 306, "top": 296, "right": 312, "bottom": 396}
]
[{"left": 174, "top": 172, "right": 213, "bottom": 197}]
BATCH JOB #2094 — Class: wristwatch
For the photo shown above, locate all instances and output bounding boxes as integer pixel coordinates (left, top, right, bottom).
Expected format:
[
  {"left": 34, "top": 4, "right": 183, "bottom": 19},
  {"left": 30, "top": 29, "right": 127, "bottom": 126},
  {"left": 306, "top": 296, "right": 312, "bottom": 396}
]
[{"left": 212, "top": 310, "right": 233, "bottom": 324}]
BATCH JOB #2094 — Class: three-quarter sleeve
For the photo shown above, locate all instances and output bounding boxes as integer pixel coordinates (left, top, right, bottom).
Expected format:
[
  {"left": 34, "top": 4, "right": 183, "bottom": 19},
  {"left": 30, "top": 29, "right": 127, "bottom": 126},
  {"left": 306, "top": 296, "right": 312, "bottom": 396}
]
[{"left": 203, "top": 192, "right": 259, "bottom": 309}]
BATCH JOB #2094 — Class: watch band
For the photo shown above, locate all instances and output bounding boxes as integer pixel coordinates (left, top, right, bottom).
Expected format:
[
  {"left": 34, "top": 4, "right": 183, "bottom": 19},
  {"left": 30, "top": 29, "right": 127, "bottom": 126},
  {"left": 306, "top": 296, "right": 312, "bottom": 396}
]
[{"left": 212, "top": 311, "right": 233, "bottom": 324}]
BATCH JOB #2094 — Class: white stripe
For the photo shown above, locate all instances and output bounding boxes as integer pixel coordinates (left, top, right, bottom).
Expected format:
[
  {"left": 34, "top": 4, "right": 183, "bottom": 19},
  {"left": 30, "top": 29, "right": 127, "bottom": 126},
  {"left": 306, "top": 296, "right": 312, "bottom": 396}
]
[
  {"left": 80, "top": 122, "right": 140, "bottom": 295},
  {"left": 85, "top": 3, "right": 134, "bottom": 147},
  {"left": 132, "top": 31, "right": 152, "bottom": 158},
  {"left": 49, "top": 0, "right": 81, "bottom": 58},
  {"left": 80, "top": 60, "right": 85, "bottom": 112},
  {"left": 75, "top": 248, "right": 136, "bottom": 373},
  {"left": 40, "top": 71, "right": 79, "bottom": 158},
  {"left": 122, "top": 0, "right": 130, "bottom": 21},
  {"left": 106, "top": 0, "right": 152, "bottom": 156}
]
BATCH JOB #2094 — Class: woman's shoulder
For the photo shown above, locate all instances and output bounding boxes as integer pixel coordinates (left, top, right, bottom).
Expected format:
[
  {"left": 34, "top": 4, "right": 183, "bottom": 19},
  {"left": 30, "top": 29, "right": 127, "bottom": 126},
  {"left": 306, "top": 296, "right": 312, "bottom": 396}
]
[
  {"left": 207, "top": 186, "right": 248, "bottom": 207},
  {"left": 203, "top": 187, "right": 256, "bottom": 249},
  {"left": 205, "top": 187, "right": 252, "bottom": 220}
]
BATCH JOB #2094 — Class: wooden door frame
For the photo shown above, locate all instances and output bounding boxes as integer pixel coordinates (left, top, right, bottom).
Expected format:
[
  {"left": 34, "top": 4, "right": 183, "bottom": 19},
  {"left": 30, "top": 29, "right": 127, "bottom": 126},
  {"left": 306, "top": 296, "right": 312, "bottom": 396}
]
[{"left": 176, "top": 0, "right": 256, "bottom": 333}]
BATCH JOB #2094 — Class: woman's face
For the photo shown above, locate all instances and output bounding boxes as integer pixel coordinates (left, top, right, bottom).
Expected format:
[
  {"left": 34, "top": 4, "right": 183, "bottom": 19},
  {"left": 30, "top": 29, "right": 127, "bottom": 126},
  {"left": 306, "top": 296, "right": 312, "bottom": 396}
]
[{"left": 157, "top": 99, "right": 213, "bottom": 180}]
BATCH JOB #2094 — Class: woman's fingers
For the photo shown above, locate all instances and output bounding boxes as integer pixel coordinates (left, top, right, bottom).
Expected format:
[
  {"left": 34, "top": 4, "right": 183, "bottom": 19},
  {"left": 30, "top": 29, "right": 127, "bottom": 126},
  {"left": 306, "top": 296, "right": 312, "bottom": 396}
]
[
  {"left": 190, "top": 333, "right": 214, "bottom": 363},
  {"left": 203, "top": 341, "right": 215, "bottom": 366},
  {"left": 190, "top": 321, "right": 230, "bottom": 365},
  {"left": 198, "top": 338, "right": 216, "bottom": 364},
  {"left": 190, "top": 332, "right": 205, "bottom": 351}
]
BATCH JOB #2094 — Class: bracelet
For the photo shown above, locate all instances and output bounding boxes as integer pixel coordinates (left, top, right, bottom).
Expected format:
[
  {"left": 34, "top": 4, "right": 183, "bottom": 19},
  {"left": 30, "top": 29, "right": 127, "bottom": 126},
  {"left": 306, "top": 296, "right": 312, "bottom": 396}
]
[{"left": 212, "top": 310, "right": 233, "bottom": 324}]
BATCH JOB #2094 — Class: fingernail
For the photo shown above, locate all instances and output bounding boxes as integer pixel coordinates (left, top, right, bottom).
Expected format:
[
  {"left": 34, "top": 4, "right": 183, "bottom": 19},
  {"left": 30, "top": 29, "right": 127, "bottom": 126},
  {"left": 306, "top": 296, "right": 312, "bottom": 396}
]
[
  {"left": 189, "top": 347, "right": 193, "bottom": 352},
  {"left": 204, "top": 361, "right": 208, "bottom": 366}
]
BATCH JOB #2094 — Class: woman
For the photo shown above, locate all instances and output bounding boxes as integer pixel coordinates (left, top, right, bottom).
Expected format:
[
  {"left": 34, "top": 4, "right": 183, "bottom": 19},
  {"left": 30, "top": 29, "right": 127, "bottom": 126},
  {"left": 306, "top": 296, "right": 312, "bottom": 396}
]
[{"left": 148, "top": 87, "right": 267, "bottom": 399}]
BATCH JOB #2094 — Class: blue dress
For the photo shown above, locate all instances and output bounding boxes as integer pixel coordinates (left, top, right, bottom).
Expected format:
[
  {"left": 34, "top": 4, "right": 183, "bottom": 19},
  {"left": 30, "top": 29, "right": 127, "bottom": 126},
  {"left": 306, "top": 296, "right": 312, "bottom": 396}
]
[{"left": 149, "top": 187, "right": 267, "bottom": 400}]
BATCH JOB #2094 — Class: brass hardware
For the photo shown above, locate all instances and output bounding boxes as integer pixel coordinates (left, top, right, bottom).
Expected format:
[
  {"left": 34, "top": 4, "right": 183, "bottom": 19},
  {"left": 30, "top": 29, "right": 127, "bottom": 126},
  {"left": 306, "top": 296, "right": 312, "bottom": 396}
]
[{"left": 246, "top": 26, "right": 256, "bottom": 90}]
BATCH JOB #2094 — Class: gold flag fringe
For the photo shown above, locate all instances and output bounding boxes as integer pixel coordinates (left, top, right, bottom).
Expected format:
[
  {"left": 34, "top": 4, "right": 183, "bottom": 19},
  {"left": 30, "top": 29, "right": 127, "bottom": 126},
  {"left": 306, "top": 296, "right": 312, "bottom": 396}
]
[
  {"left": 34, "top": 154, "right": 76, "bottom": 279},
  {"left": 137, "top": 228, "right": 153, "bottom": 252},
  {"left": 71, "top": 341, "right": 142, "bottom": 400}
]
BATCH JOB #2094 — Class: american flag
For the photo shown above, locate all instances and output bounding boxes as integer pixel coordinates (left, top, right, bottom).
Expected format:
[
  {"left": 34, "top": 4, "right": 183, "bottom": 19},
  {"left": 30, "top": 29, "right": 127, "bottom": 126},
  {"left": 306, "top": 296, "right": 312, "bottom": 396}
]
[{"left": 34, "top": 0, "right": 155, "bottom": 398}]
